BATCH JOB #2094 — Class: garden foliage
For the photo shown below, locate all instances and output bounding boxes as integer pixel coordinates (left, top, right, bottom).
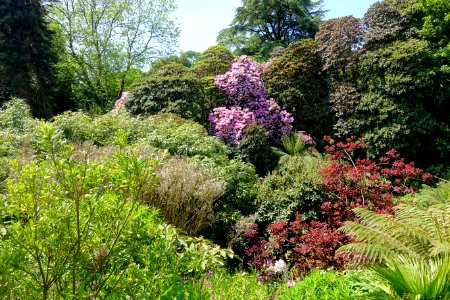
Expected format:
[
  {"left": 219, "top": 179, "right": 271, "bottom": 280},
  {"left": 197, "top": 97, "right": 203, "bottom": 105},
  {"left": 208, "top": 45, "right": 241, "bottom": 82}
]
[
  {"left": 244, "top": 137, "right": 429, "bottom": 275},
  {"left": 263, "top": 39, "right": 331, "bottom": 138},
  {"left": 209, "top": 55, "right": 293, "bottom": 144},
  {"left": 125, "top": 63, "right": 206, "bottom": 123}
]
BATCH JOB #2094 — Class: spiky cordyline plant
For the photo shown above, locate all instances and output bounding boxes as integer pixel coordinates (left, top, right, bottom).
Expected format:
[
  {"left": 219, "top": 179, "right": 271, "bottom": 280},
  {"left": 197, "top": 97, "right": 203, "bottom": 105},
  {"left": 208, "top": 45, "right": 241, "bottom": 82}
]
[{"left": 369, "top": 254, "right": 450, "bottom": 300}]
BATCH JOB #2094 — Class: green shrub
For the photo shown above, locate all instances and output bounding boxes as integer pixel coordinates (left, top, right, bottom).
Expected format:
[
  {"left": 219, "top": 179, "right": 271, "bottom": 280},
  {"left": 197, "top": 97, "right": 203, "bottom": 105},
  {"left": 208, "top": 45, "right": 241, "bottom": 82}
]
[
  {"left": 0, "top": 127, "right": 187, "bottom": 299},
  {"left": 208, "top": 270, "right": 271, "bottom": 299},
  {"left": 0, "top": 99, "right": 38, "bottom": 158},
  {"left": 193, "top": 156, "right": 259, "bottom": 245},
  {"left": 0, "top": 98, "right": 35, "bottom": 133},
  {"left": 143, "top": 157, "right": 225, "bottom": 236},
  {"left": 192, "top": 45, "right": 234, "bottom": 111},
  {"left": 125, "top": 63, "right": 206, "bottom": 123},
  {"left": 233, "top": 124, "right": 280, "bottom": 176},
  {"left": 354, "top": 38, "right": 449, "bottom": 165},
  {"left": 52, "top": 110, "right": 93, "bottom": 142},
  {"left": 53, "top": 110, "right": 146, "bottom": 146},
  {"left": 263, "top": 39, "right": 332, "bottom": 138},
  {"left": 278, "top": 269, "right": 375, "bottom": 300},
  {"left": 256, "top": 155, "right": 328, "bottom": 224},
  {"left": 141, "top": 113, "right": 228, "bottom": 159}
]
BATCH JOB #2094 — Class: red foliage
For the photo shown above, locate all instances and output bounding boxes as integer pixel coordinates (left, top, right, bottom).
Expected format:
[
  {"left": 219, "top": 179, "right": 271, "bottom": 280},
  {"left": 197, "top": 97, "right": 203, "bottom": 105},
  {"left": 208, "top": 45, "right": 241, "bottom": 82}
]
[
  {"left": 245, "top": 214, "right": 349, "bottom": 275},
  {"left": 244, "top": 137, "right": 432, "bottom": 275},
  {"left": 321, "top": 137, "right": 428, "bottom": 226}
]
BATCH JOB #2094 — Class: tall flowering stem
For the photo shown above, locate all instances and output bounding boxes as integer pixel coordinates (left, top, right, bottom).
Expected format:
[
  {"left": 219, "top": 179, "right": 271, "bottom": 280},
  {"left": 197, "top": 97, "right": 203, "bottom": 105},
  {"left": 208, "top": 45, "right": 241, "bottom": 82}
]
[{"left": 209, "top": 56, "right": 293, "bottom": 144}]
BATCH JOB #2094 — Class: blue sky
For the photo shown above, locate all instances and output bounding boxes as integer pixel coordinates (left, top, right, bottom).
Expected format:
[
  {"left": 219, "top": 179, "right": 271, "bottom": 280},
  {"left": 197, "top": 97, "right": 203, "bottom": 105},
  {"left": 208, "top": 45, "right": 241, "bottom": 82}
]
[{"left": 172, "top": 0, "right": 378, "bottom": 52}]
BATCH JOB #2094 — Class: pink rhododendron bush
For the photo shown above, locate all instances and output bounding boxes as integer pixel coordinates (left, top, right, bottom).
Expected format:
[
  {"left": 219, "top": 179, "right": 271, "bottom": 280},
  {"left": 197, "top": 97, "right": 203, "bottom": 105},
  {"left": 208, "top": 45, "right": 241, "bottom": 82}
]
[
  {"left": 209, "top": 56, "right": 293, "bottom": 144},
  {"left": 111, "top": 91, "right": 129, "bottom": 113}
]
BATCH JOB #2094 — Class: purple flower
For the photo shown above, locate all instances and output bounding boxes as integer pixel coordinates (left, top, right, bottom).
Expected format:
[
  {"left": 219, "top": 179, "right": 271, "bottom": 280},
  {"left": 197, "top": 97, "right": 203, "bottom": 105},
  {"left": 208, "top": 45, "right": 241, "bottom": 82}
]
[
  {"left": 210, "top": 56, "right": 294, "bottom": 143},
  {"left": 301, "top": 134, "right": 315, "bottom": 146}
]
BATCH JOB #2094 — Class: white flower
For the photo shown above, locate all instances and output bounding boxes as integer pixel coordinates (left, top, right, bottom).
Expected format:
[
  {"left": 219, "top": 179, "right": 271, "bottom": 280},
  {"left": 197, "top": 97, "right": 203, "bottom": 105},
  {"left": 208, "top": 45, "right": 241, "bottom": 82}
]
[{"left": 270, "top": 259, "right": 286, "bottom": 273}]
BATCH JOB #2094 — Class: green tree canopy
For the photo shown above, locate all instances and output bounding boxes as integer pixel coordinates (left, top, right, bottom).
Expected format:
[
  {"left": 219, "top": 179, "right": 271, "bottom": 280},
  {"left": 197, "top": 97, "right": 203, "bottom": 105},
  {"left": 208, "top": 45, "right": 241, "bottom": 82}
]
[
  {"left": 50, "top": 0, "right": 179, "bottom": 110},
  {"left": 262, "top": 39, "right": 331, "bottom": 138},
  {"left": 218, "top": 0, "right": 324, "bottom": 59}
]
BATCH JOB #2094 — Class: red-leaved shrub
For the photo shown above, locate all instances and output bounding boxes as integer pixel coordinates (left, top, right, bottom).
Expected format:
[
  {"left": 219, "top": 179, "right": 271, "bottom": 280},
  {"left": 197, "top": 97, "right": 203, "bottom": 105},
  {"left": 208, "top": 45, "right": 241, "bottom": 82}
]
[{"left": 244, "top": 137, "right": 432, "bottom": 276}]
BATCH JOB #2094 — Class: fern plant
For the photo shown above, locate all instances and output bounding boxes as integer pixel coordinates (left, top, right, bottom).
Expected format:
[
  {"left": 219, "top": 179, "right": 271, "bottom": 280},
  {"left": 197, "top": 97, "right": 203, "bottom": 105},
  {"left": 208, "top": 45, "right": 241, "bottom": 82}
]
[
  {"left": 401, "top": 181, "right": 450, "bottom": 208},
  {"left": 338, "top": 204, "right": 450, "bottom": 262},
  {"left": 337, "top": 184, "right": 450, "bottom": 300}
]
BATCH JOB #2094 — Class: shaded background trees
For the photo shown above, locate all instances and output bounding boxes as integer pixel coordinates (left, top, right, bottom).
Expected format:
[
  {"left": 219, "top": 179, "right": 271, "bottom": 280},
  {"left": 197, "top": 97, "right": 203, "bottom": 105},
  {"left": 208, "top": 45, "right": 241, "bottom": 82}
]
[{"left": 0, "top": 0, "right": 61, "bottom": 118}]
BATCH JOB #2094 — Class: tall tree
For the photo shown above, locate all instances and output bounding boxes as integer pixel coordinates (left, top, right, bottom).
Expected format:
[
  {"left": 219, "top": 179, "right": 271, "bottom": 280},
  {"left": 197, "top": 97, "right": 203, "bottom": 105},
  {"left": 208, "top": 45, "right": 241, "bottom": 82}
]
[
  {"left": 50, "top": 0, "right": 179, "bottom": 110},
  {"left": 0, "top": 0, "right": 58, "bottom": 117},
  {"left": 315, "top": 16, "right": 365, "bottom": 137},
  {"left": 262, "top": 39, "right": 331, "bottom": 138},
  {"left": 218, "top": 0, "right": 324, "bottom": 59}
]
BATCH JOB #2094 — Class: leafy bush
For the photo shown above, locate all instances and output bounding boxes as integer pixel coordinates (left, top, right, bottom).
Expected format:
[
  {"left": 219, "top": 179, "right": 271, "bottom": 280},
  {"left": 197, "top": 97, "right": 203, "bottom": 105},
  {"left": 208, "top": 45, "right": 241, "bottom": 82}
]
[
  {"left": 0, "top": 98, "right": 35, "bottom": 133},
  {"left": 320, "top": 137, "right": 429, "bottom": 227},
  {"left": 278, "top": 269, "right": 375, "bottom": 300},
  {"left": 0, "top": 126, "right": 190, "bottom": 298},
  {"left": 263, "top": 39, "right": 332, "bottom": 138},
  {"left": 143, "top": 157, "right": 225, "bottom": 236},
  {"left": 355, "top": 38, "right": 449, "bottom": 165},
  {"left": 256, "top": 155, "right": 327, "bottom": 224},
  {"left": 52, "top": 110, "right": 146, "bottom": 146},
  {"left": 125, "top": 63, "right": 206, "bottom": 123},
  {"left": 193, "top": 45, "right": 234, "bottom": 111},
  {"left": 233, "top": 124, "right": 279, "bottom": 176},
  {"left": 244, "top": 214, "right": 349, "bottom": 275},
  {"left": 0, "top": 99, "right": 38, "bottom": 157},
  {"left": 141, "top": 113, "right": 228, "bottom": 159},
  {"left": 208, "top": 270, "right": 271, "bottom": 300},
  {"left": 193, "top": 156, "right": 259, "bottom": 245}
]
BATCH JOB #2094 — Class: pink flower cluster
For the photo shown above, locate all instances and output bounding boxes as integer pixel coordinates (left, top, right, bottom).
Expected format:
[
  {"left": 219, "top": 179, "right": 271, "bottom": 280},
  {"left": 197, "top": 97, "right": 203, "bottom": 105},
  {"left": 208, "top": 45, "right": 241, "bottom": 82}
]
[
  {"left": 110, "top": 91, "right": 129, "bottom": 113},
  {"left": 208, "top": 107, "right": 256, "bottom": 144},
  {"left": 301, "top": 134, "right": 314, "bottom": 146},
  {"left": 215, "top": 56, "right": 267, "bottom": 106},
  {"left": 210, "top": 56, "right": 293, "bottom": 144}
]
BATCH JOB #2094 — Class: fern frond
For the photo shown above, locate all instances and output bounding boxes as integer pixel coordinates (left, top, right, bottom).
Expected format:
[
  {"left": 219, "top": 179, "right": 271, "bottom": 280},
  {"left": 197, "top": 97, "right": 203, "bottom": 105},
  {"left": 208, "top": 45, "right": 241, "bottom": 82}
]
[
  {"left": 402, "top": 181, "right": 450, "bottom": 208},
  {"left": 339, "top": 220, "right": 427, "bottom": 260},
  {"left": 350, "top": 208, "right": 431, "bottom": 255},
  {"left": 337, "top": 242, "right": 400, "bottom": 263}
]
